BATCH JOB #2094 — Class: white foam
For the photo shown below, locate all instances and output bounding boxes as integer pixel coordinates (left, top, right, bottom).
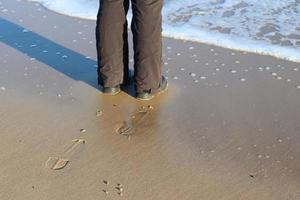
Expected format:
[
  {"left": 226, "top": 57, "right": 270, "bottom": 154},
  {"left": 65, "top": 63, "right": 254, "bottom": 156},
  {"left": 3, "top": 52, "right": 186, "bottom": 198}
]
[
  {"left": 28, "top": 0, "right": 300, "bottom": 63},
  {"left": 29, "top": 0, "right": 98, "bottom": 20}
]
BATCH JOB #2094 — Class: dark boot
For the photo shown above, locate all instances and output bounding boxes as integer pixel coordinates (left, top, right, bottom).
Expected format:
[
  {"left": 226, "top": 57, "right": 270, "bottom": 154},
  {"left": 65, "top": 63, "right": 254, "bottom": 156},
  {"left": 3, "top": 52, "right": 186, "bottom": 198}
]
[
  {"left": 136, "top": 76, "right": 168, "bottom": 100},
  {"left": 102, "top": 85, "right": 121, "bottom": 95}
]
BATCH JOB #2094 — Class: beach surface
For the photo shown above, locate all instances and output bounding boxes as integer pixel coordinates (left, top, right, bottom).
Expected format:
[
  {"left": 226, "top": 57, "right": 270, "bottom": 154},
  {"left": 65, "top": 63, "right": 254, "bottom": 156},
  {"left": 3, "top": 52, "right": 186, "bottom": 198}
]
[{"left": 0, "top": 0, "right": 300, "bottom": 199}]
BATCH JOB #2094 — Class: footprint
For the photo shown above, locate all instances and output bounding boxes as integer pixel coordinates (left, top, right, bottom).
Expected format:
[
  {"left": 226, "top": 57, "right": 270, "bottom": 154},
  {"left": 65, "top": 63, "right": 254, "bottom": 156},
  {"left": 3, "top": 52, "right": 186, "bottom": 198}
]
[
  {"left": 45, "top": 157, "right": 69, "bottom": 170},
  {"left": 45, "top": 138, "right": 85, "bottom": 170},
  {"left": 116, "top": 106, "right": 153, "bottom": 136}
]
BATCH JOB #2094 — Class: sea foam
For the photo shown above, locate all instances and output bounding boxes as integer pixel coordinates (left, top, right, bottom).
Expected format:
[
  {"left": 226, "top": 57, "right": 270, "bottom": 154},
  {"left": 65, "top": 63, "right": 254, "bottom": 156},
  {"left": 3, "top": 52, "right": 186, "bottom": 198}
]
[{"left": 28, "top": 0, "right": 300, "bottom": 63}]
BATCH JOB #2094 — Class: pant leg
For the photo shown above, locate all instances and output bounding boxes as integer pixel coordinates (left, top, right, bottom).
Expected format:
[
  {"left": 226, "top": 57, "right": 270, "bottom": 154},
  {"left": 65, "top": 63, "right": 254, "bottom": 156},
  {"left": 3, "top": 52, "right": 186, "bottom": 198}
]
[
  {"left": 131, "top": 0, "right": 163, "bottom": 93},
  {"left": 96, "top": 0, "right": 129, "bottom": 87}
]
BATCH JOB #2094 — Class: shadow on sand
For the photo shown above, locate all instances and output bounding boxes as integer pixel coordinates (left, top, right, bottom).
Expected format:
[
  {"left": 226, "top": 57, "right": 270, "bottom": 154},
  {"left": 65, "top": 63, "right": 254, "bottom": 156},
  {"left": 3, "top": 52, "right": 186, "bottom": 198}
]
[{"left": 0, "top": 17, "right": 99, "bottom": 88}]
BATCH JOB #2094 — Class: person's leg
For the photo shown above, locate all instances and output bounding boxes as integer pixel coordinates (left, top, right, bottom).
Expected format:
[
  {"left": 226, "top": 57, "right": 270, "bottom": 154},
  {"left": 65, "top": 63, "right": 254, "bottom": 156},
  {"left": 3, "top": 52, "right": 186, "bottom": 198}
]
[
  {"left": 131, "top": 0, "right": 164, "bottom": 94},
  {"left": 96, "top": 0, "right": 129, "bottom": 88}
]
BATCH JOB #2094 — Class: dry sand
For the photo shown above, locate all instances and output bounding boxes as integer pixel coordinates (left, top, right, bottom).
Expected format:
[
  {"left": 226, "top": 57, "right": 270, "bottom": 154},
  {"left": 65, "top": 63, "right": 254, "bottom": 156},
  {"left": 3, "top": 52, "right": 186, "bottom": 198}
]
[{"left": 0, "top": 0, "right": 300, "bottom": 199}]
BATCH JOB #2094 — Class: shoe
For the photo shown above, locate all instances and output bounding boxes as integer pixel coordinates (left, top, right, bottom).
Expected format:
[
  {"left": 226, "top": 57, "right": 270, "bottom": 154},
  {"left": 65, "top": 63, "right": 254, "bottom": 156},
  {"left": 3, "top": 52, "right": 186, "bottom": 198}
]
[
  {"left": 102, "top": 85, "right": 121, "bottom": 95},
  {"left": 136, "top": 76, "right": 168, "bottom": 100}
]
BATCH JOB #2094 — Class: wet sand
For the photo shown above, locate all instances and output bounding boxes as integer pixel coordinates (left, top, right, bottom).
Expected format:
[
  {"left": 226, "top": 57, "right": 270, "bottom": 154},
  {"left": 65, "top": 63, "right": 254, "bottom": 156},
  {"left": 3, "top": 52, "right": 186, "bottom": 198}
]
[{"left": 1, "top": 0, "right": 300, "bottom": 199}]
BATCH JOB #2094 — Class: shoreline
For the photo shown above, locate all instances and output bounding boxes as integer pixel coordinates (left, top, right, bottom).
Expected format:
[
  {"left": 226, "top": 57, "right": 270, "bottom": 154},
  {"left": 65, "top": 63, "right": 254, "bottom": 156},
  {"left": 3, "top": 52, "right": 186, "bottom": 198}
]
[{"left": 26, "top": 0, "right": 300, "bottom": 64}]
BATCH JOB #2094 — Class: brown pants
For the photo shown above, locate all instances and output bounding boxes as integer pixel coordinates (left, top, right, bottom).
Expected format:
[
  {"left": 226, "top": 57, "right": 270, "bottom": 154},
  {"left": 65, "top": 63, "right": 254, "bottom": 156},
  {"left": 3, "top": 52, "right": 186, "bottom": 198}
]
[{"left": 96, "top": 0, "right": 163, "bottom": 93}]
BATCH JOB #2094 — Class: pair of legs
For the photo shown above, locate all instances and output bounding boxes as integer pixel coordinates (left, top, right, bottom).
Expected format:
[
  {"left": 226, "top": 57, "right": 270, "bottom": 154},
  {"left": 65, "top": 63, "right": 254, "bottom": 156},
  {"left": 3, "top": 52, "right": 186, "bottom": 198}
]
[{"left": 96, "top": 0, "right": 163, "bottom": 94}]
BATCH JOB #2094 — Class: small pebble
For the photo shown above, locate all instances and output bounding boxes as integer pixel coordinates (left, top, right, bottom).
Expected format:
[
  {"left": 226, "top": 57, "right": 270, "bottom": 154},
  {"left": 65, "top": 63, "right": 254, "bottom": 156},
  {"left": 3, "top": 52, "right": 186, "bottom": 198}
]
[
  {"left": 96, "top": 110, "right": 103, "bottom": 117},
  {"left": 103, "top": 189, "right": 109, "bottom": 194},
  {"left": 148, "top": 105, "right": 154, "bottom": 110},
  {"left": 189, "top": 73, "right": 196, "bottom": 77},
  {"left": 80, "top": 129, "right": 86, "bottom": 133},
  {"left": 118, "top": 192, "right": 123, "bottom": 196},
  {"left": 103, "top": 180, "right": 109, "bottom": 185}
]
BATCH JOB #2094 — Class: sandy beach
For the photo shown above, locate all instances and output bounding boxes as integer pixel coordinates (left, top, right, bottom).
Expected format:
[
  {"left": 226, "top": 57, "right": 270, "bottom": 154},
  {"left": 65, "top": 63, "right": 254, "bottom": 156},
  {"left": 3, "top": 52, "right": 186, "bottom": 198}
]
[{"left": 1, "top": 0, "right": 300, "bottom": 199}]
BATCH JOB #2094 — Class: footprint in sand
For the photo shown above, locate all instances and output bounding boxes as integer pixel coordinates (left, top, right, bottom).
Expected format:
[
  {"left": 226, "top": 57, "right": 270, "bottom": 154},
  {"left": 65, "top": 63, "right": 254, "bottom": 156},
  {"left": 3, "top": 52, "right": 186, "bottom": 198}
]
[
  {"left": 45, "top": 157, "right": 69, "bottom": 170},
  {"left": 116, "top": 105, "right": 154, "bottom": 136},
  {"left": 45, "top": 139, "right": 86, "bottom": 170},
  {"left": 102, "top": 180, "right": 124, "bottom": 196}
]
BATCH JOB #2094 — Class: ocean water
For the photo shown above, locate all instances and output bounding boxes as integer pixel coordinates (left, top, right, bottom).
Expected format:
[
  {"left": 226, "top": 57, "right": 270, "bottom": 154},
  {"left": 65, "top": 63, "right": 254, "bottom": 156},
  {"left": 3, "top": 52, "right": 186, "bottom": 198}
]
[{"left": 28, "top": 0, "right": 300, "bottom": 62}]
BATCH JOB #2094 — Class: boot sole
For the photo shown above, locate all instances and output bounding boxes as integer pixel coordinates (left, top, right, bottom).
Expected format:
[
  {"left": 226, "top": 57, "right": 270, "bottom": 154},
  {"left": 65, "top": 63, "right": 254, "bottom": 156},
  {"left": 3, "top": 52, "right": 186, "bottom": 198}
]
[
  {"left": 102, "top": 90, "right": 121, "bottom": 95},
  {"left": 136, "top": 82, "right": 168, "bottom": 101}
]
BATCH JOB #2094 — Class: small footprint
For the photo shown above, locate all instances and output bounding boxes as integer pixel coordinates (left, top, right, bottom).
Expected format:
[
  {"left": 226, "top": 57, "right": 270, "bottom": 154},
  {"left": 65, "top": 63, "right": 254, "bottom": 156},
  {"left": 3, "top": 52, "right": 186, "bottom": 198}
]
[
  {"left": 45, "top": 139, "right": 86, "bottom": 170},
  {"left": 101, "top": 179, "right": 125, "bottom": 197},
  {"left": 45, "top": 157, "right": 69, "bottom": 170},
  {"left": 116, "top": 106, "right": 154, "bottom": 136}
]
